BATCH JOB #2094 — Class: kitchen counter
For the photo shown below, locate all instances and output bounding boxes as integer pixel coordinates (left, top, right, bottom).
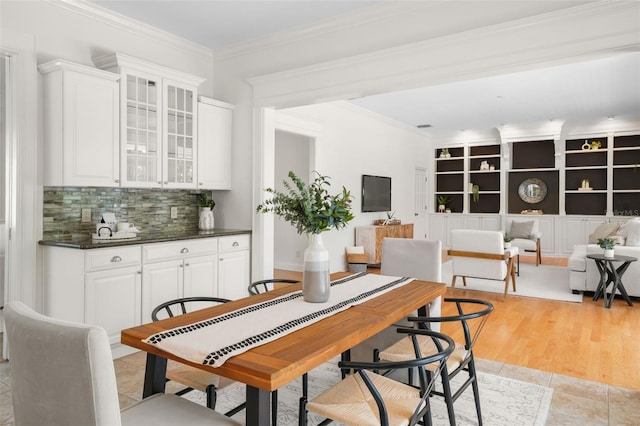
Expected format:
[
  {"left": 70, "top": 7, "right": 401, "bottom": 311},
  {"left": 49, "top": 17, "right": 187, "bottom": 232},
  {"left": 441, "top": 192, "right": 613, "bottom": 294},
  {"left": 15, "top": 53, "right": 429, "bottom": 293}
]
[{"left": 39, "top": 228, "right": 251, "bottom": 249}]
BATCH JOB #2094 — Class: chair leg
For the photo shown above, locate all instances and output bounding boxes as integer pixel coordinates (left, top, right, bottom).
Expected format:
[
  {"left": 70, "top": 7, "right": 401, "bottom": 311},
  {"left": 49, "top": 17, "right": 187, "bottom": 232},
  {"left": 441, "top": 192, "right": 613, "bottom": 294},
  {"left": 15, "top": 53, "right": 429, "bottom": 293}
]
[
  {"left": 272, "top": 390, "right": 278, "bottom": 425},
  {"left": 468, "top": 358, "right": 483, "bottom": 426},
  {"left": 298, "top": 396, "right": 308, "bottom": 426},
  {"left": 536, "top": 239, "right": 541, "bottom": 266},
  {"left": 462, "top": 276, "right": 467, "bottom": 286},
  {"left": 205, "top": 384, "right": 217, "bottom": 410},
  {"left": 451, "top": 275, "right": 458, "bottom": 288},
  {"left": 440, "top": 369, "right": 457, "bottom": 426}
]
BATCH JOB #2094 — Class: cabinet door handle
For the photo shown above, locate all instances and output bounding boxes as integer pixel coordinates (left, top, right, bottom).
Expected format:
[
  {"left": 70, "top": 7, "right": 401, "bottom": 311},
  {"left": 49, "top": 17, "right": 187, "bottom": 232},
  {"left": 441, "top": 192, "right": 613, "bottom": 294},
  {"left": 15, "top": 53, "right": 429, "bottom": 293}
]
[
  {"left": 115, "top": 179, "right": 120, "bottom": 183},
  {"left": 184, "top": 263, "right": 190, "bottom": 267},
  {"left": 199, "top": 182, "right": 203, "bottom": 186},
  {"left": 164, "top": 181, "right": 168, "bottom": 184},
  {"left": 111, "top": 256, "right": 122, "bottom": 263},
  {"left": 233, "top": 241, "right": 239, "bottom": 247},
  {"left": 137, "top": 271, "right": 142, "bottom": 274},
  {"left": 181, "top": 248, "right": 189, "bottom": 254},
  {"left": 219, "top": 258, "right": 224, "bottom": 262},
  {"left": 158, "top": 181, "right": 163, "bottom": 185}
]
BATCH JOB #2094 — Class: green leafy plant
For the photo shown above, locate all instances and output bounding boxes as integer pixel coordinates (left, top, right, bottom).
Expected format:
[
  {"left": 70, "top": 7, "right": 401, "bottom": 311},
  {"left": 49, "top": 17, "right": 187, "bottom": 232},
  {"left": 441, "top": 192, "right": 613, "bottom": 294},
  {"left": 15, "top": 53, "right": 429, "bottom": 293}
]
[
  {"left": 472, "top": 184, "right": 480, "bottom": 202},
  {"left": 597, "top": 237, "right": 615, "bottom": 250},
  {"left": 504, "top": 234, "right": 514, "bottom": 243},
  {"left": 256, "top": 171, "right": 354, "bottom": 235},
  {"left": 198, "top": 192, "right": 215, "bottom": 210},
  {"left": 437, "top": 195, "right": 452, "bottom": 206}
]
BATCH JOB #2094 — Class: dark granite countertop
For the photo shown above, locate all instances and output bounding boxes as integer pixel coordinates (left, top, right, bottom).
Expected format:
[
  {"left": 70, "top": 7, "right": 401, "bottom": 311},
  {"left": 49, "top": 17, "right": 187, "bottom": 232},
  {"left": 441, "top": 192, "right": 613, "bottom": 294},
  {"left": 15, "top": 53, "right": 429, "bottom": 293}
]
[{"left": 38, "top": 228, "right": 252, "bottom": 249}]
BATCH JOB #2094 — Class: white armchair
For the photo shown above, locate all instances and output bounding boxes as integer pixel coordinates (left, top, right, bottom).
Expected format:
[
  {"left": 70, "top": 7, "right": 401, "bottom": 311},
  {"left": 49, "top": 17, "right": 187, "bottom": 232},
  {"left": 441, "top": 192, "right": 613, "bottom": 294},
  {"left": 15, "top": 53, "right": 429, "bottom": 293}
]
[
  {"left": 448, "top": 229, "right": 517, "bottom": 300},
  {"left": 506, "top": 218, "right": 542, "bottom": 266}
]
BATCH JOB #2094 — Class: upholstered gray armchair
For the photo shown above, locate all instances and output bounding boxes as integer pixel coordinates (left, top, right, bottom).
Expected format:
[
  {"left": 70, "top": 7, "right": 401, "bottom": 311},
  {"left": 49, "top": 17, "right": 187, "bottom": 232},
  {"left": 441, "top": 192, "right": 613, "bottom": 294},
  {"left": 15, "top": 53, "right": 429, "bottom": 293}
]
[{"left": 505, "top": 219, "right": 542, "bottom": 266}]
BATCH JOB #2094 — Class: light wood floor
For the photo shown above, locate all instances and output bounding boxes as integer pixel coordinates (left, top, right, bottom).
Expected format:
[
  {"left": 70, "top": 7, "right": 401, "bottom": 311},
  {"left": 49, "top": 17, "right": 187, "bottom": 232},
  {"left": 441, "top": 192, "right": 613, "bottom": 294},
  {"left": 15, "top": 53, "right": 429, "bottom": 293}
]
[{"left": 276, "top": 254, "right": 640, "bottom": 391}]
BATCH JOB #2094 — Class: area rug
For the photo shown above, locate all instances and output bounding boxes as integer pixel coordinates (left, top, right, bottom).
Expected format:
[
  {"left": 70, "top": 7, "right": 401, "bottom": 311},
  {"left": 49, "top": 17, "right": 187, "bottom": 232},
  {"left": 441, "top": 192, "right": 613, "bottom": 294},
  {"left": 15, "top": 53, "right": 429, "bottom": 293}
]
[
  {"left": 441, "top": 260, "right": 583, "bottom": 303},
  {"left": 183, "top": 357, "right": 553, "bottom": 426}
]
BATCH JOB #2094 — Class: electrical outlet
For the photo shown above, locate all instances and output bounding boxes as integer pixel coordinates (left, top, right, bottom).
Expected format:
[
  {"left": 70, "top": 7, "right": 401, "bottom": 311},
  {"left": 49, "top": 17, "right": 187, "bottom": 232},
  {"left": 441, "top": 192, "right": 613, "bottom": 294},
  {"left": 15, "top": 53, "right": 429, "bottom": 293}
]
[
  {"left": 171, "top": 207, "right": 178, "bottom": 219},
  {"left": 81, "top": 208, "right": 91, "bottom": 223}
]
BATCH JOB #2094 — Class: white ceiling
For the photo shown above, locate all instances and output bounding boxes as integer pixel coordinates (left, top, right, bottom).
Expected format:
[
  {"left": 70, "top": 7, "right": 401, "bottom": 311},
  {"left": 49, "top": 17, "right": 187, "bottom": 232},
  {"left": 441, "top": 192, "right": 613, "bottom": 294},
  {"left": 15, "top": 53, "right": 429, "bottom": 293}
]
[{"left": 88, "top": 1, "right": 640, "bottom": 133}]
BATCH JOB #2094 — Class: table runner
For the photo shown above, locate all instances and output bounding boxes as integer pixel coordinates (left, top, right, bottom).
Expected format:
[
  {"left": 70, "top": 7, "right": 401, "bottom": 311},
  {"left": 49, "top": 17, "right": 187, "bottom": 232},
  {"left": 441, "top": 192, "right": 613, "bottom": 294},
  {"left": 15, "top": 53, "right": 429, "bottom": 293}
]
[{"left": 144, "top": 272, "right": 414, "bottom": 367}]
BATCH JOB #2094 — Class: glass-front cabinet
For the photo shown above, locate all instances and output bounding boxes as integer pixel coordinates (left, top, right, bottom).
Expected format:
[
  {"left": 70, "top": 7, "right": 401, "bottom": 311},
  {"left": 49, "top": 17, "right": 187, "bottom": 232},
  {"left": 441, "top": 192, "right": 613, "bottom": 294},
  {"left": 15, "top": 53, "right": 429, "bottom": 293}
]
[
  {"left": 125, "top": 72, "right": 161, "bottom": 186},
  {"left": 164, "top": 80, "right": 195, "bottom": 187},
  {"left": 94, "top": 53, "right": 203, "bottom": 189}
]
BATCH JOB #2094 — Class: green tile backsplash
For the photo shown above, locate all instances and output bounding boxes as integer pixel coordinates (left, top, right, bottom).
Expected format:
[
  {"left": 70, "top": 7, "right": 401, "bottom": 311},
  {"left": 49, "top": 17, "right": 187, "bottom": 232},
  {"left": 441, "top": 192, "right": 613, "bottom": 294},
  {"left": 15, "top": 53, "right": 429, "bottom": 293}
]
[{"left": 43, "top": 187, "right": 208, "bottom": 239}]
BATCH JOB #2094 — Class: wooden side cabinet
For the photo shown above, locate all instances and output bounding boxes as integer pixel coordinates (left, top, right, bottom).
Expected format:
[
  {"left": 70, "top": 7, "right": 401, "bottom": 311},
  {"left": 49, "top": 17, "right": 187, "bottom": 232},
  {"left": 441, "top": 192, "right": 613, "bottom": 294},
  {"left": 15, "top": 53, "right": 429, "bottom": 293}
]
[{"left": 355, "top": 224, "right": 414, "bottom": 266}]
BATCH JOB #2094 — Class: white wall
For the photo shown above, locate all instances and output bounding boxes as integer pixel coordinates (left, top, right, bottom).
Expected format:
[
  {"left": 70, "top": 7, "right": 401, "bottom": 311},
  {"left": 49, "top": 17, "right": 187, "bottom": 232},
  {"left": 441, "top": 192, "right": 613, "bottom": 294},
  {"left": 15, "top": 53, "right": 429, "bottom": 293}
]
[
  {"left": 1, "top": 1, "right": 214, "bottom": 94},
  {"left": 273, "top": 130, "right": 310, "bottom": 271},
  {"left": 275, "top": 102, "right": 430, "bottom": 271}
]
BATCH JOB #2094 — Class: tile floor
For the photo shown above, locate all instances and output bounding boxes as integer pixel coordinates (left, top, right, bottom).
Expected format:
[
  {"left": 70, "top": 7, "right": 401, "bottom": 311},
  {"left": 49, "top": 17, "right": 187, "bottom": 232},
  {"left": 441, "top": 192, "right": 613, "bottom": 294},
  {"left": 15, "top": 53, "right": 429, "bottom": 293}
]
[{"left": 1, "top": 342, "right": 639, "bottom": 425}]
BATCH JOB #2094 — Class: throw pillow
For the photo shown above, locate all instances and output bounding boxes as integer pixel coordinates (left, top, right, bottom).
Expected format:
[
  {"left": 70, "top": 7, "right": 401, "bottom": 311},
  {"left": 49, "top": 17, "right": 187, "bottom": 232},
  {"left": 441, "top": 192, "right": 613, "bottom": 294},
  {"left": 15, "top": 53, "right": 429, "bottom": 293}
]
[
  {"left": 509, "top": 221, "right": 534, "bottom": 239},
  {"left": 623, "top": 220, "right": 640, "bottom": 247},
  {"left": 609, "top": 235, "right": 626, "bottom": 246},
  {"left": 618, "top": 218, "right": 640, "bottom": 237},
  {"left": 588, "top": 222, "right": 620, "bottom": 244}
]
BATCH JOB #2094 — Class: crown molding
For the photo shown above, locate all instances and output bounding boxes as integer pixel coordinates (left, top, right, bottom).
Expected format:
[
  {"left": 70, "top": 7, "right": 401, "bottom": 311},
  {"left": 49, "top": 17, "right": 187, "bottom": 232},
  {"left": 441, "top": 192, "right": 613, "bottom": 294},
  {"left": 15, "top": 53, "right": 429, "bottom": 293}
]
[
  {"left": 213, "top": 2, "right": 430, "bottom": 61},
  {"left": 248, "top": 1, "right": 640, "bottom": 108},
  {"left": 48, "top": 0, "right": 213, "bottom": 60},
  {"left": 38, "top": 58, "right": 120, "bottom": 80},
  {"left": 93, "top": 52, "right": 205, "bottom": 86}
]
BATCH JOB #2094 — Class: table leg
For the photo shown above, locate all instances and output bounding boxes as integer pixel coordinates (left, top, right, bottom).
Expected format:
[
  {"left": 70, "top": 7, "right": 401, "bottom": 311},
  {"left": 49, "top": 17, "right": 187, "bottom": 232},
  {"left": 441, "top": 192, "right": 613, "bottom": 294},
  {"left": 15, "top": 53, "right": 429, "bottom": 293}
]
[
  {"left": 142, "top": 353, "right": 167, "bottom": 398},
  {"left": 610, "top": 261, "right": 634, "bottom": 307},
  {"left": 246, "top": 385, "right": 271, "bottom": 426},
  {"left": 592, "top": 259, "right": 607, "bottom": 302}
]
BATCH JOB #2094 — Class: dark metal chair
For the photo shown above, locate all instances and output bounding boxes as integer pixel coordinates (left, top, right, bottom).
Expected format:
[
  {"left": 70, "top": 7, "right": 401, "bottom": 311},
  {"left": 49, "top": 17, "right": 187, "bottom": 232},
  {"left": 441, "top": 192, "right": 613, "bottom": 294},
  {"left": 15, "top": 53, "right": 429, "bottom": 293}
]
[
  {"left": 248, "top": 278, "right": 300, "bottom": 295},
  {"left": 299, "top": 328, "right": 455, "bottom": 426},
  {"left": 151, "top": 296, "right": 247, "bottom": 417},
  {"left": 374, "top": 298, "right": 494, "bottom": 426}
]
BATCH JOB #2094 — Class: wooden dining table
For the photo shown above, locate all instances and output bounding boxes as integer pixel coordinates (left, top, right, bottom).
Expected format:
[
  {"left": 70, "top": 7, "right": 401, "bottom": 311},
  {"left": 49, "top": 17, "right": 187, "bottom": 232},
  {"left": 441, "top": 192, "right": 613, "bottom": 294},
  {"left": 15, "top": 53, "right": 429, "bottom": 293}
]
[{"left": 120, "top": 272, "right": 446, "bottom": 425}]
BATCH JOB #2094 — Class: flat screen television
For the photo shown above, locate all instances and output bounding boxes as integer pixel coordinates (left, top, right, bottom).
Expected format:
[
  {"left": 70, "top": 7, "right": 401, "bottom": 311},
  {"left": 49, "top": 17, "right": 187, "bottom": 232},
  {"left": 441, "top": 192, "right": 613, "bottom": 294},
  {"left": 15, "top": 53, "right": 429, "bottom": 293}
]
[{"left": 361, "top": 175, "right": 391, "bottom": 212}]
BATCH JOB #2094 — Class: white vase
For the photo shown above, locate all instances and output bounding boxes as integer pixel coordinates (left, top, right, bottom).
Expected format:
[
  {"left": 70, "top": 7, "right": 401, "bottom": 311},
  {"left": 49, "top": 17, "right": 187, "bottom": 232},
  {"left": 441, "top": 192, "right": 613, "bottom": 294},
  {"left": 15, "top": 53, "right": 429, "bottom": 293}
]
[
  {"left": 303, "top": 233, "right": 330, "bottom": 303},
  {"left": 199, "top": 207, "right": 214, "bottom": 230},
  {"left": 604, "top": 248, "right": 614, "bottom": 258},
  {"left": 504, "top": 242, "right": 512, "bottom": 249}
]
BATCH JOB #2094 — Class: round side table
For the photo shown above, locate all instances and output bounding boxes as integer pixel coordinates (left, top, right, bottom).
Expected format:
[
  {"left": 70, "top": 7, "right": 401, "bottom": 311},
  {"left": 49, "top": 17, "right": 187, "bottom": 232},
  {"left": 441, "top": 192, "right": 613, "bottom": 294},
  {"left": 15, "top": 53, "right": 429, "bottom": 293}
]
[{"left": 586, "top": 254, "right": 637, "bottom": 308}]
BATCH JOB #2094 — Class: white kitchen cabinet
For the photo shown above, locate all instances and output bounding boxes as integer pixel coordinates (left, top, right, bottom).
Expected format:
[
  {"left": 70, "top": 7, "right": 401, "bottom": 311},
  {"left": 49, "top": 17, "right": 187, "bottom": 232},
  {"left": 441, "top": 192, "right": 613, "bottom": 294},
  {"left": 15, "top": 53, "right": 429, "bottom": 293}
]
[
  {"left": 39, "top": 60, "right": 120, "bottom": 187},
  {"left": 42, "top": 245, "right": 142, "bottom": 355},
  {"left": 429, "top": 214, "right": 465, "bottom": 247},
  {"left": 464, "top": 215, "right": 502, "bottom": 231},
  {"left": 94, "top": 53, "right": 204, "bottom": 189},
  {"left": 141, "top": 238, "right": 218, "bottom": 320},
  {"left": 197, "top": 97, "right": 233, "bottom": 190},
  {"left": 560, "top": 216, "right": 604, "bottom": 254},
  {"left": 218, "top": 235, "right": 251, "bottom": 300},
  {"left": 85, "top": 266, "right": 141, "bottom": 345}
]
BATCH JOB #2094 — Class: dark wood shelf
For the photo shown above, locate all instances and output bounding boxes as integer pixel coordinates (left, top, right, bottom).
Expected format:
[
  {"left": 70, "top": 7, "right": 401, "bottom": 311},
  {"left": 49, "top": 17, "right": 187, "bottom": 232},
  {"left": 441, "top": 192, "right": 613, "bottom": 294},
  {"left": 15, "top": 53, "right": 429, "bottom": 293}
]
[
  {"left": 469, "top": 172, "right": 500, "bottom": 191},
  {"left": 566, "top": 169, "right": 606, "bottom": 191},
  {"left": 512, "top": 140, "right": 555, "bottom": 169},
  {"left": 613, "top": 192, "right": 640, "bottom": 216},
  {"left": 434, "top": 194, "right": 463, "bottom": 213},
  {"left": 436, "top": 158, "right": 464, "bottom": 173},
  {"left": 566, "top": 137, "right": 607, "bottom": 151},
  {"left": 469, "top": 193, "right": 500, "bottom": 214},
  {"left": 565, "top": 193, "right": 607, "bottom": 216},
  {"left": 614, "top": 134, "right": 640, "bottom": 148},
  {"left": 436, "top": 173, "right": 464, "bottom": 192},
  {"left": 469, "top": 145, "right": 500, "bottom": 156}
]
